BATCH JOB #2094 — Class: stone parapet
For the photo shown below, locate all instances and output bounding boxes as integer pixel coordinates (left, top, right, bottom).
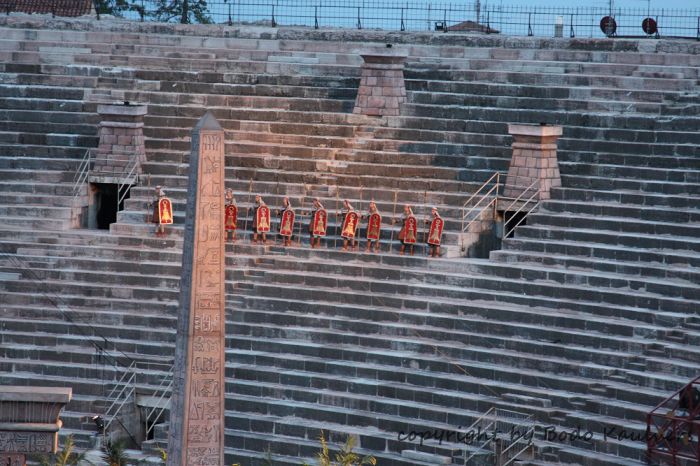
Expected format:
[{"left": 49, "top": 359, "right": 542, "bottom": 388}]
[
  {"left": 353, "top": 54, "right": 407, "bottom": 117},
  {"left": 503, "top": 124, "right": 563, "bottom": 201}
]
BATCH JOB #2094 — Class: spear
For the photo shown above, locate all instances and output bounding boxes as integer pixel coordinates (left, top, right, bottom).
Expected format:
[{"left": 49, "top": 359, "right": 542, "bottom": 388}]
[
  {"left": 388, "top": 189, "right": 398, "bottom": 253},
  {"left": 297, "top": 196, "right": 305, "bottom": 247},
  {"left": 274, "top": 175, "right": 280, "bottom": 245},
  {"left": 334, "top": 187, "right": 340, "bottom": 249},
  {"left": 242, "top": 177, "right": 254, "bottom": 242},
  {"left": 421, "top": 190, "right": 428, "bottom": 256},
  {"left": 357, "top": 185, "right": 363, "bottom": 250}
]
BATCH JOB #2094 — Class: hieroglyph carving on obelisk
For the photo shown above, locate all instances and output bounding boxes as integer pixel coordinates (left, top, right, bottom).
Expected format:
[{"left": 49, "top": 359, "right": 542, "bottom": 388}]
[{"left": 168, "top": 112, "right": 226, "bottom": 466}]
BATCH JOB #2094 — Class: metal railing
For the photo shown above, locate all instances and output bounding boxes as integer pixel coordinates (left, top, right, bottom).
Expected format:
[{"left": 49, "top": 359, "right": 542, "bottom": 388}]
[
  {"left": 462, "top": 407, "right": 535, "bottom": 465},
  {"left": 500, "top": 179, "right": 540, "bottom": 239},
  {"left": 117, "top": 154, "right": 141, "bottom": 213},
  {"left": 461, "top": 172, "right": 541, "bottom": 249},
  {"left": 463, "top": 406, "right": 498, "bottom": 464},
  {"left": 103, "top": 360, "right": 174, "bottom": 440},
  {"left": 144, "top": 368, "right": 174, "bottom": 439},
  {"left": 103, "top": 361, "right": 138, "bottom": 434},
  {"left": 460, "top": 172, "right": 503, "bottom": 252},
  {"left": 646, "top": 375, "right": 700, "bottom": 465},
  {"left": 494, "top": 409, "right": 535, "bottom": 466},
  {"left": 87, "top": 1, "right": 700, "bottom": 39},
  {"left": 72, "top": 149, "right": 92, "bottom": 200}
]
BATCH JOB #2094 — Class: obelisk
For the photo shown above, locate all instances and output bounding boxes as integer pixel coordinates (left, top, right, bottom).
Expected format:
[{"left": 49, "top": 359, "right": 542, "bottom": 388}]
[{"left": 168, "top": 112, "right": 226, "bottom": 466}]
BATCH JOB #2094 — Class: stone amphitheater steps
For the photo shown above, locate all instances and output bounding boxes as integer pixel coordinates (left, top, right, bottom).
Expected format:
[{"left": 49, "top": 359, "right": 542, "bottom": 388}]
[
  {"left": 2, "top": 16, "right": 700, "bottom": 465},
  {"left": 222, "top": 322, "right": 658, "bottom": 464},
  {"left": 551, "top": 186, "right": 700, "bottom": 209},
  {"left": 229, "top": 298, "right": 699, "bottom": 379},
  {"left": 237, "top": 250, "right": 698, "bottom": 323},
  {"left": 516, "top": 219, "right": 700, "bottom": 255}
]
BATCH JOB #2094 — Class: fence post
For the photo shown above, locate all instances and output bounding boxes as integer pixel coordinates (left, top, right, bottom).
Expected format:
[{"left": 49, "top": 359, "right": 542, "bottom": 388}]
[
  {"left": 570, "top": 12, "right": 575, "bottom": 37},
  {"left": 314, "top": 6, "right": 318, "bottom": 29},
  {"left": 357, "top": 6, "right": 361, "bottom": 29},
  {"left": 528, "top": 12, "right": 533, "bottom": 36},
  {"left": 271, "top": 4, "right": 276, "bottom": 27},
  {"left": 400, "top": 7, "right": 405, "bottom": 31}
]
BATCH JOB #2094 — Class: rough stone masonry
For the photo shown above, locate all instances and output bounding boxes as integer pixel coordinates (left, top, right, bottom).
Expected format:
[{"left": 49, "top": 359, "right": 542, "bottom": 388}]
[{"left": 167, "top": 112, "right": 226, "bottom": 466}]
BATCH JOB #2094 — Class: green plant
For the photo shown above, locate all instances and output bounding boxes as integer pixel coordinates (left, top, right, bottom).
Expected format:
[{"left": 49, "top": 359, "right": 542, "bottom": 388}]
[
  {"left": 157, "top": 445, "right": 167, "bottom": 463},
  {"left": 103, "top": 439, "right": 132, "bottom": 466},
  {"left": 315, "top": 431, "right": 377, "bottom": 466},
  {"left": 263, "top": 447, "right": 274, "bottom": 466},
  {"left": 36, "top": 435, "right": 88, "bottom": 466}
]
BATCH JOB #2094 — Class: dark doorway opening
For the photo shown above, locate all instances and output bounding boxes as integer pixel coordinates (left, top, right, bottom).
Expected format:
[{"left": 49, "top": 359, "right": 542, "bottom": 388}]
[
  {"left": 91, "top": 183, "right": 131, "bottom": 230},
  {"left": 503, "top": 210, "right": 528, "bottom": 238}
]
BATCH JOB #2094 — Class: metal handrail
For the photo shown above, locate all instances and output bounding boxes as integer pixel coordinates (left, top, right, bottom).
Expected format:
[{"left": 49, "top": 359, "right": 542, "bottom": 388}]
[
  {"left": 462, "top": 172, "right": 501, "bottom": 218},
  {"left": 117, "top": 156, "right": 140, "bottom": 210},
  {"left": 502, "top": 179, "right": 540, "bottom": 239},
  {"left": 501, "top": 427, "right": 535, "bottom": 466},
  {"left": 105, "top": 360, "right": 136, "bottom": 402},
  {"left": 145, "top": 371, "right": 174, "bottom": 439},
  {"left": 460, "top": 172, "right": 504, "bottom": 252},
  {"left": 103, "top": 369, "right": 137, "bottom": 433},
  {"left": 463, "top": 407, "right": 497, "bottom": 464},
  {"left": 72, "top": 149, "right": 91, "bottom": 198}
]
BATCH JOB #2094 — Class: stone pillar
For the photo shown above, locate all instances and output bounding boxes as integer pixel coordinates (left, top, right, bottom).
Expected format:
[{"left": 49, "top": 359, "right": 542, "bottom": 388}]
[
  {"left": 167, "top": 112, "right": 226, "bottom": 466},
  {"left": 91, "top": 102, "right": 147, "bottom": 183},
  {"left": 503, "top": 124, "right": 563, "bottom": 201},
  {"left": 0, "top": 387, "right": 72, "bottom": 466},
  {"left": 353, "top": 54, "right": 407, "bottom": 117}
]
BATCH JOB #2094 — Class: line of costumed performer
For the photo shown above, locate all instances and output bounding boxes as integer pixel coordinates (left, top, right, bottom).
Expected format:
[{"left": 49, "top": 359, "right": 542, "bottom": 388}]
[
  {"left": 339, "top": 199, "right": 360, "bottom": 251},
  {"left": 364, "top": 199, "right": 382, "bottom": 253},
  {"left": 224, "top": 187, "right": 238, "bottom": 242},
  {"left": 152, "top": 187, "right": 443, "bottom": 257},
  {"left": 308, "top": 197, "right": 328, "bottom": 249},
  {"left": 276, "top": 196, "right": 296, "bottom": 247},
  {"left": 425, "top": 207, "right": 444, "bottom": 257},
  {"left": 251, "top": 194, "right": 271, "bottom": 244},
  {"left": 394, "top": 204, "right": 418, "bottom": 256},
  {"left": 150, "top": 185, "right": 173, "bottom": 237}
]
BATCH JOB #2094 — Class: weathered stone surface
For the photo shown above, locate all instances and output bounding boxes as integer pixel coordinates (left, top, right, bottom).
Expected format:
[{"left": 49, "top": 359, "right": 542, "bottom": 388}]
[
  {"left": 353, "top": 54, "right": 407, "bottom": 117},
  {"left": 0, "top": 16, "right": 700, "bottom": 466},
  {"left": 91, "top": 102, "right": 147, "bottom": 183},
  {"left": 503, "top": 124, "right": 563, "bottom": 201},
  {"left": 167, "top": 112, "right": 226, "bottom": 466},
  {"left": 0, "top": 386, "right": 71, "bottom": 463}
]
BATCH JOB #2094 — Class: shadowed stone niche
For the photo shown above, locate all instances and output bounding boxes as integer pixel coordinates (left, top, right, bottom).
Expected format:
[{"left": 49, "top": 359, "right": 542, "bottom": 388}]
[
  {"left": 503, "top": 124, "right": 563, "bottom": 201},
  {"left": 0, "top": 387, "right": 72, "bottom": 466},
  {"left": 353, "top": 54, "right": 407, "bottom": 117},
  {"left": 92, "top": 102, "right": 147, "bottom": 183}
]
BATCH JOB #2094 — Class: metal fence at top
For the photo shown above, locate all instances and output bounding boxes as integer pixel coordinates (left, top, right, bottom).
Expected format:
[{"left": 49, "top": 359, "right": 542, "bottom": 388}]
[{"left": 92, "top": 1, "right": 700, "bottom": 39}]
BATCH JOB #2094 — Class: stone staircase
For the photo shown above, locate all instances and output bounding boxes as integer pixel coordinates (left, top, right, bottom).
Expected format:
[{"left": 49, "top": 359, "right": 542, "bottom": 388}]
[{"left": 0, "top": 13, "right": 699, "bottom": 466}]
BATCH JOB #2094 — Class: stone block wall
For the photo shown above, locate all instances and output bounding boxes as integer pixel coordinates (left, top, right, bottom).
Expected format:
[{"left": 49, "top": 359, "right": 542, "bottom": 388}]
[
  {"left": 353, "top": 54, "right": 407, "bottom": 117},
  {"left": 92, "top": 102, "right": 147, "bottom": 182},
  {"left": 503, "top": 124, "right": 563, "bottom": 201}
]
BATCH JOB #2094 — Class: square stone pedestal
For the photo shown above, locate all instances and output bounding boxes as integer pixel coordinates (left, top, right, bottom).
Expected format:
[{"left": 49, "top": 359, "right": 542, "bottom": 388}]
[
  {"left": 503, "top": 124, "right": 563, "bottom": 201},
  {"left": 353, "top": 54, "right": 407, "bottom": 117},
  {"left": 91, "top": 102, "right": 147, "bottom": 184}
]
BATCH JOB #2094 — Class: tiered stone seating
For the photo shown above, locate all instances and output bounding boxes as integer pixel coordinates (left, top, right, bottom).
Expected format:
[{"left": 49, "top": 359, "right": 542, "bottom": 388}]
[{"left": 0, "top": 14, "right": 698, "bottom": 466}]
